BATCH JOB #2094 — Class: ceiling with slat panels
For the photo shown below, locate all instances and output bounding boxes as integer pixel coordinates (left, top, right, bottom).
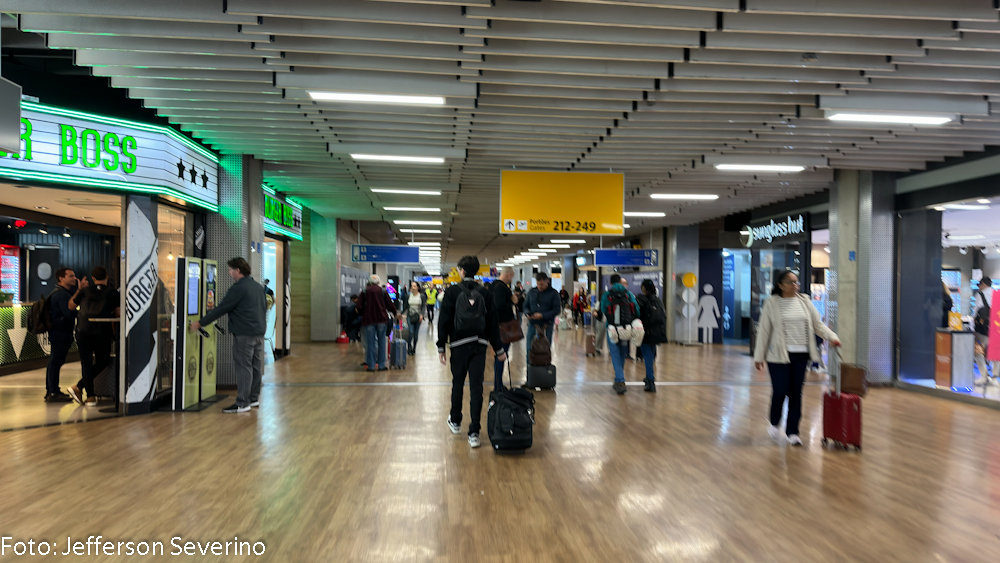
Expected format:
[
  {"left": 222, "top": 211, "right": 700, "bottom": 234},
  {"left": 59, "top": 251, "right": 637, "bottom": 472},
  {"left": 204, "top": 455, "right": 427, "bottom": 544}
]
[{"left": 6, "top": 0, "right": 1000, "bottom": 272}]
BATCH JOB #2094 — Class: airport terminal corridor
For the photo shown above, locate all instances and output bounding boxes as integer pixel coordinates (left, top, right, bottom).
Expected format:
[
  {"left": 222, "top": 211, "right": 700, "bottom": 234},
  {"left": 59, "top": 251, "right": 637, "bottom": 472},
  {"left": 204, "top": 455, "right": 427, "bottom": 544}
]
[{"left": 1, "top": 325, "right": 997, "bottom": 563}]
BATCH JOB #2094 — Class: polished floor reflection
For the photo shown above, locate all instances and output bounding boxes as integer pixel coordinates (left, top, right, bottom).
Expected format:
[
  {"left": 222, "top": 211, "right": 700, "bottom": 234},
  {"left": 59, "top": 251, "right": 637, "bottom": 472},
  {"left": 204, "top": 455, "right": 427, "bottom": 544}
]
[{"left": 1, "top": 323, "right": 999, "bottom": 562}]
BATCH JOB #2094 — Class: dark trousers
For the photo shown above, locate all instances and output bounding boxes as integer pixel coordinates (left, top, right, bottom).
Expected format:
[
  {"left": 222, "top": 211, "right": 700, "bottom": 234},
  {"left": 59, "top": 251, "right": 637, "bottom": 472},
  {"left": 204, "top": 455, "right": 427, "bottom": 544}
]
[
  {"left": 407, "top": 321, "right": 420, "bottom": 351},
  {"left": 767, "top": 353, "right": 810, "bottom": 436},
  {"left": 425, "top": 304, "right": 435, "bottom": 323},
  {"left": 77, "top": 333, "right": 112, "bottom": 398},
  {"left": 449, "top": 343, "right": 487, "bottom": 435},
  {"left": 45, "top": 330, "right": 73, "bottom": 394}
]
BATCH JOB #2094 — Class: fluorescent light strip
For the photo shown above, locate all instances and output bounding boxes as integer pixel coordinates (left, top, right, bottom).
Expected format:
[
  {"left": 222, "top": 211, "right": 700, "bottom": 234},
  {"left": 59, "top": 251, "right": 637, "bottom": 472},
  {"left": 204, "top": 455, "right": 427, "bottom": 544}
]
[
  {"left": 624, "top": 224, "right": 631, "bottom": 228},
  {"left": 947, "top": 235, "right": 986, "bottom": 240},
  {"left": 308, "top": 91, "right": 445, "bottom": 105},
  {"left": 827, "top": 113, "right": 953, "bottom": 125},
  {"left": 285, "top": 197, "right": 304, "bottom": 211},
  {"left": 623, "top": 212, "right": 666, "bottom": 217},
  {"left": 944, "top": 204, "right": 990, "bottom": 211},
  {"left": 384, "top": 207, "right": 441, "bottom": 212},
  {"left": 264, "top": 224, "right": 304, "bottom": 242},
  {"left": 0, "top": 166, "right": 218, "bottom": 212},
  {"left": 262, "top": 184, "right": 276, "bottom": 195},
  {"left": 538, "top": 244, "right": 571, "bottom": 248},
  {"left": 22, "top": 101, "right": 218, "bottom": 163},
  {"left": 407, "top": 242, "right": 441, "bottom": 246},
  {"left": 371, "top": 189, "right": 441, "bottom": 196},
  {"left": 715, "top": 164, "right": 805, "bottom": 173},
  {"left": 550, "top": 239, "right": 586, "bottom": 244},
  {"left": 352, "top": 154, "right": 445, "bottom": 164},
  {"left": 650, "top": 194, "right": 719, "bottom": 200},
  {"left": 400, "top": 229, "right": 441, "bottom": 234},
  {"left": 394, "top": 220, "right": 442, "bottom": 225}
]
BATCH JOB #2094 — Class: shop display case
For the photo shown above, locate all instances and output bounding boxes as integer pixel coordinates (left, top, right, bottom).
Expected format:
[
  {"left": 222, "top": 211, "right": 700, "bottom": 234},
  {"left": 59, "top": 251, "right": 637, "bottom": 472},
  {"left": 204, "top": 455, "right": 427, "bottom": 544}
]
[{"left": 0, "top": 245, "right": 19, "bottom": 304}]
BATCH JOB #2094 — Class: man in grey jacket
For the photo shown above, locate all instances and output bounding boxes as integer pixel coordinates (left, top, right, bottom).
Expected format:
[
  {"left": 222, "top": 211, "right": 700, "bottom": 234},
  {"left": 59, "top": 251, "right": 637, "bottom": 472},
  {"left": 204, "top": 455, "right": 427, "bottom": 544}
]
[
  {"left": 191, "top": 257, "right": 267, "bottom": 414},
  {"left": 524, "top": 272, "right": 561, "bottom": 368}
]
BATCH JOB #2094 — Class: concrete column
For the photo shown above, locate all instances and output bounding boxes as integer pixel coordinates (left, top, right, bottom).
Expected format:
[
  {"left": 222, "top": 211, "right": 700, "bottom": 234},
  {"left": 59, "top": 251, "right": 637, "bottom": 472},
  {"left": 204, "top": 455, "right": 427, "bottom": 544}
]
[
  {"left": 667, "top": 225, "right": 699, "bottom": 343},
  {"left": 830, "top": 169, "right": 860, "bottom": 364},
  {"left": 310, "top": 210, "right": 340, "bottom": 341},
  {"left": 206, "top": 154, "right": 264, "bottom": 387}
]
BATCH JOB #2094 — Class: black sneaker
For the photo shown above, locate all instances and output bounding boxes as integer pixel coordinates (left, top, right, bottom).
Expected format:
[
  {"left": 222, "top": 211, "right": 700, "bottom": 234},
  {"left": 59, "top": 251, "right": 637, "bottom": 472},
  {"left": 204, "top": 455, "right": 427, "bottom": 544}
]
[
  {"left": 613, "top": 381, "right": 627, "bottom": 395},
  {"left": 643, "top": 379, "right": 656, "bottom": 393},
  {"left": 222, "top": 403, "right": 250, "bottom": 414},
  {"left": 44, "top": 392, "right": 73, "bottom": 403}
]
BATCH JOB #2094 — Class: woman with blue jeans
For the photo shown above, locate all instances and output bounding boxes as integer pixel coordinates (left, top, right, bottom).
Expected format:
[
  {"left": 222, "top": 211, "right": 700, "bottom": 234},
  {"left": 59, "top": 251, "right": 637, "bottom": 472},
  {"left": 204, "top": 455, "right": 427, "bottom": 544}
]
[
  {"left": 601, "top": 274, "right": 640, "bottom": 395},
  {"left": 636, "top": 279, "right": 667, "bottom": 393}
]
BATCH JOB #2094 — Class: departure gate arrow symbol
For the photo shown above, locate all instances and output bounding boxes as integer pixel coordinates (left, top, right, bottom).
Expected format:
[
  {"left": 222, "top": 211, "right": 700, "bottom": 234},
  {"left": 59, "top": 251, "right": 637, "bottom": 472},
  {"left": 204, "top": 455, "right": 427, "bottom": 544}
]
[{"left": 7, "top": 306, "right": 27, "bottom": 360}]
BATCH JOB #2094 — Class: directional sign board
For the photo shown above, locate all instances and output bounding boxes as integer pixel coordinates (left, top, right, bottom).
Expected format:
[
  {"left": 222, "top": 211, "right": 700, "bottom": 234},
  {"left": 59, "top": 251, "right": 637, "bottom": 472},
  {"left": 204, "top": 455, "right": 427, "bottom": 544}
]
[
  {"left": 500, "top": 170, "right": 624, "bottom": 236},
  {"left": 594, "top": 249, "right": 659, "bottom": 267},
  {"left": 351, "top": 244, "right": 420, "bottom": 264}
]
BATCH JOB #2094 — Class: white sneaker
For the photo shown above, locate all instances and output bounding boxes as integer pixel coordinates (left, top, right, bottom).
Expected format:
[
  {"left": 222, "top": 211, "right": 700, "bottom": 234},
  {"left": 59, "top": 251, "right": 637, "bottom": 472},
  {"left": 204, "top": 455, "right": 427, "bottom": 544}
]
[
  {"left": 447, "top": 416, "right": 461, "bottom": 435},
  {"left": 768, "top": 424, "right": 785, "bottom": 443},
  {"left": 468, "top": 433, "right": 481, "bottom": 448},
  {"left": 249, "top": 401, "right": 260, "bottom": 408},
  {"left": 787, "top": 434, "right": 803, "bottom": 447}
]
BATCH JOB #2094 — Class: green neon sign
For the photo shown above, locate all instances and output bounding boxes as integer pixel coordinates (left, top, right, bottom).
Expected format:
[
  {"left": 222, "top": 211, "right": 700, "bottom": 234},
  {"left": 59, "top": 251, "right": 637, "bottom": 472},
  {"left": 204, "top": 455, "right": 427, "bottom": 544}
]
[{"left": 265, "top": 195, "right": 296, "bottom": 229}]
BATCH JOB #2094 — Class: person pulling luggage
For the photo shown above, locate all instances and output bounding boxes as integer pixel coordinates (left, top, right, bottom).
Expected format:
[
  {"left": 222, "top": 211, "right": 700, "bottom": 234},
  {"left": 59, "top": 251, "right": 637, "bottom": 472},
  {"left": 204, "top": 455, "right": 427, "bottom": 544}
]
[
  {"left": 523, "top": 273, "right": 560, "bottom": 379},
  {"left": 754, "top": 270, "right": 840, "bottom": 446},
  {"left": 438, "top": 256, "right": 507, "bottom": 449}
]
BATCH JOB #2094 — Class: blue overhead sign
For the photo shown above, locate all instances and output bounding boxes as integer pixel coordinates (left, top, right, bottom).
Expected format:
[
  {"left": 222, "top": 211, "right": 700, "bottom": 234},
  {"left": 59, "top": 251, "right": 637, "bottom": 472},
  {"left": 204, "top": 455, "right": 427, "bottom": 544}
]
[
  {"left": 351, "top": 244, "right": 420, "bottom": 264},
  {"left": 594, "top": 249, "right": 659, "bottom": 267}
]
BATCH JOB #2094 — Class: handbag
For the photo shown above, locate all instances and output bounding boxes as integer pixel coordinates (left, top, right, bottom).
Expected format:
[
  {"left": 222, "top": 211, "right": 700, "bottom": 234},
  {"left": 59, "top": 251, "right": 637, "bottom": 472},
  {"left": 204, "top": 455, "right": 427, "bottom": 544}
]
[
  {"left": 408, "top": 311, "right": 421, "bottom": 326},
  {"left": 499, "top": 318, "right": 524, "bottom": 344}
]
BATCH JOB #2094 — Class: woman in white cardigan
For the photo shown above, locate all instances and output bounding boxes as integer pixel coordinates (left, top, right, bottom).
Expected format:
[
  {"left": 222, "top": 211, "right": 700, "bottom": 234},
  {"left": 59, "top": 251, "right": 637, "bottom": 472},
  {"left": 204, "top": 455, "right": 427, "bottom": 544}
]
[{"left": 754, "top": 270, "right": 840, "bottom": 446}]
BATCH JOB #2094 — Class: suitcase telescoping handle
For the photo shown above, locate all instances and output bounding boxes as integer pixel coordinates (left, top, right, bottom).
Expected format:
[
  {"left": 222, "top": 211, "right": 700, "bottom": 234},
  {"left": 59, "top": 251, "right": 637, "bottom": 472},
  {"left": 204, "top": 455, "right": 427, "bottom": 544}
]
[{"left": 831, "top": 346, "right": 842, "bottom": 397}]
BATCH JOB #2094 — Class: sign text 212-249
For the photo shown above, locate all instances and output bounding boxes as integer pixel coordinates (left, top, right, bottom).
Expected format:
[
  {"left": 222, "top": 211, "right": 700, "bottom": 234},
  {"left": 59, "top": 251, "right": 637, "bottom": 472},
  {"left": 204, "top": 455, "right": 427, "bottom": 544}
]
[{"left": 553, "top": 221, "right": 597, "bottom": 232}]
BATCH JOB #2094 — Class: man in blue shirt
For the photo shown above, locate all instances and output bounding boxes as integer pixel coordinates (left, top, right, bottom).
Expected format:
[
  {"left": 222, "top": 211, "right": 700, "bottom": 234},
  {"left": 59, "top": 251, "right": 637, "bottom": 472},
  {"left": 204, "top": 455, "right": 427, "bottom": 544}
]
[{"left": 45, "top": 268, "right": 88, "bottom": 402}]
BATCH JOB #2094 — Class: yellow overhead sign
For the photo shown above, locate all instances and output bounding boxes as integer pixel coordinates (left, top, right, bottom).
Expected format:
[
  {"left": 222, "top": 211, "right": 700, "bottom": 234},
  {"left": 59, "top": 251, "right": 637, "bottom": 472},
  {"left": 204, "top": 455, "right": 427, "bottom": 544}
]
[{"left": 499, "top": 170, "right": 624, "bottom": 236}]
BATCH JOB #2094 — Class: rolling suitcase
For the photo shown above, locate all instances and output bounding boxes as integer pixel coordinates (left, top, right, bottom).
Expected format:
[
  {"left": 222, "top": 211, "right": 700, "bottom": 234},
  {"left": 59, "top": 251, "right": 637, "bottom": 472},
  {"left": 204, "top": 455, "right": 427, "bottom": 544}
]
[
  {"left": 585, "top": 333, "right": 596, "bottom": 357},
  {"left": 389, "top": 329, "right": 407, "bottom": 369},
  {"left": 823, "top": 349, "right": 862, "bottom": 451},
  {"left": 526, "top": 364, "right": 556, "bottom": 390},
  {"left": 488, "top": 363, "right": 534, "bottom": 452}
]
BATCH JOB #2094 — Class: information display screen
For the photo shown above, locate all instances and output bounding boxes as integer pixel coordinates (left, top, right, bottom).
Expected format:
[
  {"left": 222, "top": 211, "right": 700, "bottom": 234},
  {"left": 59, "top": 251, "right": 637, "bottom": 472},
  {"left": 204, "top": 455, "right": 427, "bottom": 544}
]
[
  {"left": 205, "top": 263, "right": 216, "bottom": 312},
  {"left": 187, "top": 261, "right": 201, "bottom": 316}
]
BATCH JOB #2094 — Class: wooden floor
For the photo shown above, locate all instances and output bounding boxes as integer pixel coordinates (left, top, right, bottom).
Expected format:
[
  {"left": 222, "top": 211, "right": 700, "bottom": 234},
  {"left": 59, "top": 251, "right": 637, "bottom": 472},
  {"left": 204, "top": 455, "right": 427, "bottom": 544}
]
[{"left": 1, "top": 323, "right": 999, "bottom": 562}]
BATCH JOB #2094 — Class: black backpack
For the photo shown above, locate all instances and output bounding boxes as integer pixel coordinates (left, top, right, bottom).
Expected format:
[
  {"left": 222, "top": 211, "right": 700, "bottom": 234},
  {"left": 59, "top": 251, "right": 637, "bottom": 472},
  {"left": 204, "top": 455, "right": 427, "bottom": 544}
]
[
  {"left": 454, "top": 283, "right": 486, "bottom": 337},
  {"left": 27, "top": 290, "right": 58, "bottom": 335},
  {"left": 605, "top": 288, "right": 635, "bottom": 327},
  {"left": 645, "top": 296, "right": 667, "bottom": 327},
  {"left": 976, "top": 290, "right": 991, "bottom": 336}
]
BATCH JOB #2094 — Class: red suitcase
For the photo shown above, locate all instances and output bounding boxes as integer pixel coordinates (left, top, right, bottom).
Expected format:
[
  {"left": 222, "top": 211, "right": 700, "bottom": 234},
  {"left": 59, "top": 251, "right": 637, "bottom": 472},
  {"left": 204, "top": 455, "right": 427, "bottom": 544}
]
[{"left": 823, "top": 349, "right": 862, "bottom": 451}]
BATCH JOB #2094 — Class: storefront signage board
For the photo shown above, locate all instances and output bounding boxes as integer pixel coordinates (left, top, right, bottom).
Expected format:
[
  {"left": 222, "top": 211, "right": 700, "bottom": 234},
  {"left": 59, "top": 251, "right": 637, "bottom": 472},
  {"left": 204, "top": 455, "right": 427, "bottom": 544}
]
[
  {"left": 742, "top": 215, "right": 807, "bottom": 248},
  {"left": 499, "top": 170, "right": 624, "bottom": 235},
  {"left": 0, "top": 102, "right": 218, "bottom": 211},
  {"left": 263, "top": 192, "right": 303, "bottom": 240},
  {"left": 351, "top": 244, "right": 420, "bottom": 264},
  {"left": 989, "top": 305, "right": 1000, "bottom": 362},
  {"left": 595, "top": 248, "right": 659, "bottom": 267}
]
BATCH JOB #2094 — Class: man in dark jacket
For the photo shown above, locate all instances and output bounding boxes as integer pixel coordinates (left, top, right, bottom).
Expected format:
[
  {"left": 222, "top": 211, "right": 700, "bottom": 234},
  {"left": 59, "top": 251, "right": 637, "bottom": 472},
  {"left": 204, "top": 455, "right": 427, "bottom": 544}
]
[
  {"left": 524, "top": 272, "right": 561, "bottom": 369},
  {"left": 437, "top": 255, "right": 507, "bottom": 449},
  {"left": 45, "top": 268, "right": 87, "bottom": 402},
  {"left": 67, "top": 266, "right": 120, "bottom": 407},
  {"left": 191, "top": 257, "right": 267, "bottom": 413},
  {"left": 490, "top": 267, "right": 518, "bottom": 385},
  {"left": 359, "top": 275, "right": 395, "bottom": 372}
]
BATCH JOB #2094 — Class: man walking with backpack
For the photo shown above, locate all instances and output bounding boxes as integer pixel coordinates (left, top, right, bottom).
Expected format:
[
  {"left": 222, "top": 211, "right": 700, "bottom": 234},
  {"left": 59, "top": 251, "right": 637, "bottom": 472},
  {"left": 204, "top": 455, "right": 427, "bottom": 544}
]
[
  {"left": 66, "top": 266, "right": 120, "bottom": 406},
  {"left": 438, "top": 255, "right": 507, "bottom": 449},
  {"left": 43, "top": 268, "right": 88, "bottom": 402},
  {"left": 601, "top": 274, "right": 640, "bottom": 395}
]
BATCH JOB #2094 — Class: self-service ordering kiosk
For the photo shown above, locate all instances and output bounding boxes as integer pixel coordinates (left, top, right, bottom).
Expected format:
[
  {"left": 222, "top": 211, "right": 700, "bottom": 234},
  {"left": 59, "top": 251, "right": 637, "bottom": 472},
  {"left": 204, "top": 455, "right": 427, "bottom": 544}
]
[{"left": 172, "top": 257, "right": 222, "bottom": 410}]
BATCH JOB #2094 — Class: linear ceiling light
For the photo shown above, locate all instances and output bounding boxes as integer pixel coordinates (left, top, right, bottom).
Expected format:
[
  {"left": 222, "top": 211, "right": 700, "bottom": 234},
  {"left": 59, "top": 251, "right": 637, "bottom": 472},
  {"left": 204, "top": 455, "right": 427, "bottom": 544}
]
[
  {"left": 384, "top": 207, "right": 441, "bottom": 212},
  {"left": 352, "top": 154, "right": 445, "bottom": 164},
  {"left": 308, "top": 91, "right": 445, "bottom": 105},
  {"left": 715, "top": 164, "right": 805, "bottom": 172},
  {"left": 624, "top": 212, "right": 666, "bottom": 217},
  {"left": 623, "top": 224, "right": 631, "bottom": 228},
  {"left": 538, "top": 244, "right": 571, "bottom": 248},
  {"left": 550, "top": 239, "right": 586, "bottom": 244},
  {"left": 393, "top": 220, "right": 442, "bottom": 225},
  {"left": 947, "top": 235, "right": 986, "bottom": 240},
  {"left": 827, "top": 113, "right": 953, "bottom": 125},
  {"left": 407, "top": 242, "right": 441, "bottom": 246},
  {"left": 529, "top": 249, "right": 556, "bottom": 253},
  {"left": 400, "top": 229, "right": 441, "bottom": 233},
  {"left": 371, "top": 188, "right": 442, "bottom": 196},
  {"left": 650, "top": 194, "right": 720, "bottom": 200},
  {"left": 943, "top": 204, "right": 990, "bottom": 211}
]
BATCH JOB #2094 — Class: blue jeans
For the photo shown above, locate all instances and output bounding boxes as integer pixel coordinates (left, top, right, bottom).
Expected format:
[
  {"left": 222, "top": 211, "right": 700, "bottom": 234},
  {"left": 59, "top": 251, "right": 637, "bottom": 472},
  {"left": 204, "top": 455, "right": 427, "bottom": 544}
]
[
  {"left": 365, "top": 323, "right": 387, "bottom": 369},
  {"left": 526, "top": 322, "right": 554, "bottom": 365},
  {"left": 639, "top": 343, "right": 656, "bottom": 381},
  {"left": 607, "top": 333, "right": 630, "bottom": 383},
  {"left": 493, "top": 343, "right": 510, "bottom": 387}
]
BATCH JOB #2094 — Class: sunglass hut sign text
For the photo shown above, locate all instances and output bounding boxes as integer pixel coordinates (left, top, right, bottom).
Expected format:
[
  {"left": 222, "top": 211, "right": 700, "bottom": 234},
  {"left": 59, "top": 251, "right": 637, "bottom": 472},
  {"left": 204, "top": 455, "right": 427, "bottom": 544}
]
[{"left": 743, "top": 215, "right": 805, "bottom": 247}]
